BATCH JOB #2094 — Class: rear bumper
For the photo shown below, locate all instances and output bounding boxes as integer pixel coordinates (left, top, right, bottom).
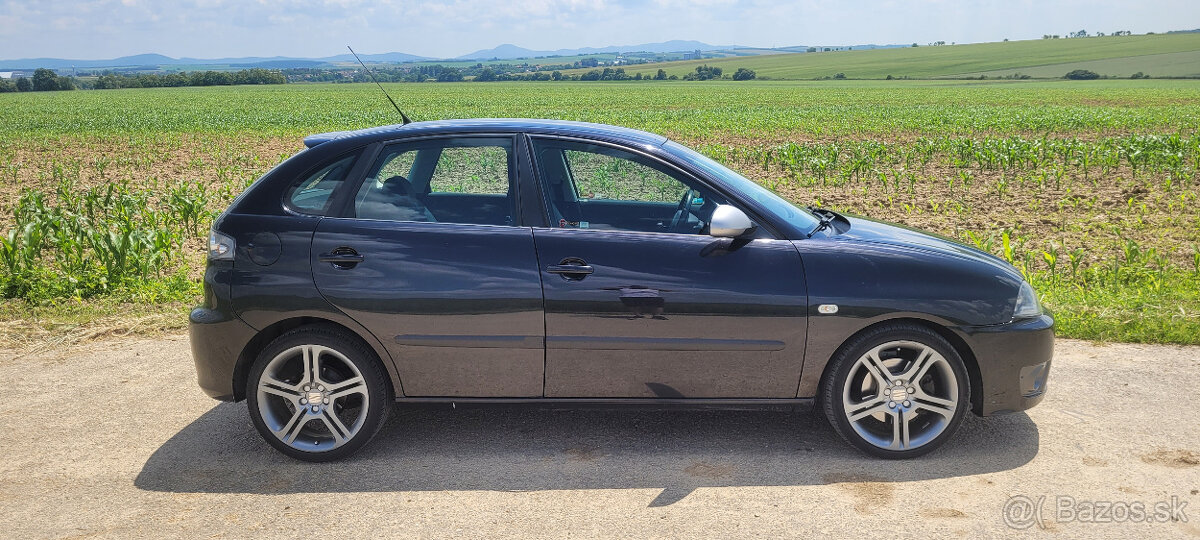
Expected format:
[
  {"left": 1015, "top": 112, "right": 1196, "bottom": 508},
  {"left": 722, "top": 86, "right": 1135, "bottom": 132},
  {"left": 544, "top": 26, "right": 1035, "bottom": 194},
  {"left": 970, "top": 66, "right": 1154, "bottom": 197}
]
[
  {"left": 189, "top": 307, "right": 257, "bottom": 401},
  {"left": 189, "top": 262, "right": 255, "bottom": 401},
  {"left": 958, "top": 314, "right": 1054, "bottom": 416}
]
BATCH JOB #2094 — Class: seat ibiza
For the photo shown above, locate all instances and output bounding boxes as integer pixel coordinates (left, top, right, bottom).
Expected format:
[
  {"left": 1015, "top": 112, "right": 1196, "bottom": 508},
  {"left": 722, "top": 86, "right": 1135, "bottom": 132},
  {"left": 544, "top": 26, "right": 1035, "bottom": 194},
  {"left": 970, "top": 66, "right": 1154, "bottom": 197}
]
[{"left": 190, "top": 119, "right": 1053, "bottom": 461}]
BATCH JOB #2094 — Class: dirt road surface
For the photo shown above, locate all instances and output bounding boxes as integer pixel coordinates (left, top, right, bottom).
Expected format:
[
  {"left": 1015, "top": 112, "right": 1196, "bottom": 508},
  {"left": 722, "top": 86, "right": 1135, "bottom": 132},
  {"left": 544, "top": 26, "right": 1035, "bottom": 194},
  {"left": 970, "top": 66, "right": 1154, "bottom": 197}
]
[{"left": 1, "top": 336, "right": 1197, "bottom": 539}]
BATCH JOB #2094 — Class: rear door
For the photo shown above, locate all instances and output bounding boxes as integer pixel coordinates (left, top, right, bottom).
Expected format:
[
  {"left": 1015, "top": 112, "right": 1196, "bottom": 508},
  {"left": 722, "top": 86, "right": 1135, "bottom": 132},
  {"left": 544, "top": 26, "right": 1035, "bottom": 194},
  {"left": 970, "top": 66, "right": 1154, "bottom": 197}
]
[
  {"left": 311, "top": 135, "right": 546, "bottom": 397},
  {"left": 528, "top": 137, "right": 809, "bottom": 398}
]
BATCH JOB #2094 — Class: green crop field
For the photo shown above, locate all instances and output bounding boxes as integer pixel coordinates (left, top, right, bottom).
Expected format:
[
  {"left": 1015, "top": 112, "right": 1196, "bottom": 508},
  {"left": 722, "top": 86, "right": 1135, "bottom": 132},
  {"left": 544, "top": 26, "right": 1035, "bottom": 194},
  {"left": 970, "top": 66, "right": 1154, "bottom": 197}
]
[
  {"left": 560, "top": 33, "right": 1200, "bottom": 80},
  {"left": 1, "top": 80, "right": 1198, "bottom": 347},
  {"left": 5, "top": 79, "right": 1200, "bottom": 138},
  {"left": 960, "top": 49, "right": 1200, "bottom": 79}
]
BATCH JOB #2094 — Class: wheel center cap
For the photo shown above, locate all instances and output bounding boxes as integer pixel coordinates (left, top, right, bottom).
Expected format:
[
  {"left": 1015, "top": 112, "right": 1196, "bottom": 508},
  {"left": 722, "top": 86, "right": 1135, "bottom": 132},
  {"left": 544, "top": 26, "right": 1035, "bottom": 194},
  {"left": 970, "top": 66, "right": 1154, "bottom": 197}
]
[
  {"left": 306, "top": 390, "right": 324, "bottom": 404},
  {"left": 890, "top": 386, "right": 908, "bottom": 401}
]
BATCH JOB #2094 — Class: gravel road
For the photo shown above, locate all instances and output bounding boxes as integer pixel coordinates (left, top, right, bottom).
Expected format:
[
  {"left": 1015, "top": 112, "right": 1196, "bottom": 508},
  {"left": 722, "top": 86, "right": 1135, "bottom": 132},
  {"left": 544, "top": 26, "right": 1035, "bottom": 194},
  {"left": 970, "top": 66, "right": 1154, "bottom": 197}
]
[{"left": 1, "top": 336, "right": 1197, "bottom": 539}]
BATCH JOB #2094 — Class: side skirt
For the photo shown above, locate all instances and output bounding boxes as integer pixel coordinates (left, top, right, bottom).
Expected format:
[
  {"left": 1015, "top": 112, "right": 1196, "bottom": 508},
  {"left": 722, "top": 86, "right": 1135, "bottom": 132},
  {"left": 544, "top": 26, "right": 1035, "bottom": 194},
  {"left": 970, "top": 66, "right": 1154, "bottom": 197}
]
[{"left": 392, "top": 397, "right": 815, "bottom": 412}]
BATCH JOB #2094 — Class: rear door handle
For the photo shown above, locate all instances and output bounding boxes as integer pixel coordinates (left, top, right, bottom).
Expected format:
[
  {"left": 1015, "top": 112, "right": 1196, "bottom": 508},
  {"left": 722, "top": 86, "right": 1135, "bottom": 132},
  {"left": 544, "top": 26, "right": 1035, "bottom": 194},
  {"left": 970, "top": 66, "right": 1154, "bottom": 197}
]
[
  {"left": 319, "top": 253, "right": 365, "bottom": 263},
  {"left": 319, "top": 249, "right": 365, "bottom": 268}
]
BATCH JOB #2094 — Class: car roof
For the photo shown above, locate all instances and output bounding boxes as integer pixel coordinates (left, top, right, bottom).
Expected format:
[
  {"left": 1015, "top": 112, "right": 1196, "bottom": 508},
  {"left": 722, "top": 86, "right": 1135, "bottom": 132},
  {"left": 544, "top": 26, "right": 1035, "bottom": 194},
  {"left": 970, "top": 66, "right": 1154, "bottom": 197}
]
[{"left": 303, "top": 118, "right": 669, "bottom": 149}]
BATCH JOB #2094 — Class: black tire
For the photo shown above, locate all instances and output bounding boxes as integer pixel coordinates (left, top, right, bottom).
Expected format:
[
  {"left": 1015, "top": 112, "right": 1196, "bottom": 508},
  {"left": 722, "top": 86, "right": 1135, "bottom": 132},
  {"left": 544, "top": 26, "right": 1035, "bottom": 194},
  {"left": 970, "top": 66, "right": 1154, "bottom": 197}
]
[
  {"left": 820, "top": 323, "right": 970, "bottom": 459},
  {"left": 246, "top": 324, "right": 391, "bottom": 462}
]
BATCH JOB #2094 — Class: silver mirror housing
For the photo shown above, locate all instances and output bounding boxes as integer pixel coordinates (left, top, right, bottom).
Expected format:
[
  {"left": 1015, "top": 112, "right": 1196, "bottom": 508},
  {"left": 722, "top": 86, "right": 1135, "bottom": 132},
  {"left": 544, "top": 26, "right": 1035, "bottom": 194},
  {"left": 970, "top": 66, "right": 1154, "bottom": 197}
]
[{"left": 709, "top": 205, "right": 755, "bottom": 238}]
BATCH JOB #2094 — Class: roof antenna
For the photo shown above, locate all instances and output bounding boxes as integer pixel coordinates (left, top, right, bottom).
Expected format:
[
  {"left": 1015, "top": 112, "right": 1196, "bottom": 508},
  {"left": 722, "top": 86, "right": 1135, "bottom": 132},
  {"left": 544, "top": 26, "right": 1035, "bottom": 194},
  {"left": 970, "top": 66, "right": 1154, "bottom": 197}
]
[{"left": 348, "top": 45, "right": 413, "bottom": 124}]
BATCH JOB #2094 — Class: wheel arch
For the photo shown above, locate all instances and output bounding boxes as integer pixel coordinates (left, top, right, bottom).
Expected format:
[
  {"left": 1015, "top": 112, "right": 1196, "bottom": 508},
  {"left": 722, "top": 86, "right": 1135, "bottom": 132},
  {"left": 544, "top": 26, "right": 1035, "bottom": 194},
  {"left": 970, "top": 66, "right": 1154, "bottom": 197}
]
[
  {"left": 817, "top": 317, "right": 984, "bottom": 415},
  {"left": 233, "top": 317, "right": 397, "bottom": 401}
]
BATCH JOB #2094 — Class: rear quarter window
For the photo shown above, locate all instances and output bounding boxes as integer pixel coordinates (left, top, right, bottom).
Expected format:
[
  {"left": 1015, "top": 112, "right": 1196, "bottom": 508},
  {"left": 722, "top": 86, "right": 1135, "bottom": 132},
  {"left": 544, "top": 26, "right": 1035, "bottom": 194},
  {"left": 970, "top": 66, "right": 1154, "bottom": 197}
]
[{"left": 285, "top": 154, "right": 357, "bottom": 215}]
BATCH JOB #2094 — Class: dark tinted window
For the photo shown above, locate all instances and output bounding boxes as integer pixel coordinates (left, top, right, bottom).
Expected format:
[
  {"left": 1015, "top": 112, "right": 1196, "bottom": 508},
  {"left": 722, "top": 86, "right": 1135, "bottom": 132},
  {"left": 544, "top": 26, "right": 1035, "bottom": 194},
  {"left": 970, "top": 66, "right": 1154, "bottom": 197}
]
[
  {"left": 286, "top": 155, "right": 357, "bottom": 215},
  {"left": 354, "top": 137, "right": 516, "bottom": 225},
  {"left": 531, "top": 138, "right": 726, "bottom": 234}
]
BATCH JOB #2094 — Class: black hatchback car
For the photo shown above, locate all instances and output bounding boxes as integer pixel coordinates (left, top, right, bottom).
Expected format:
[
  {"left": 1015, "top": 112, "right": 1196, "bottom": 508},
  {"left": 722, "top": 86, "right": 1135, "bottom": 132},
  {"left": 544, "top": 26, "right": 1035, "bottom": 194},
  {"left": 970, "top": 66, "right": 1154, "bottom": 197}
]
[{"left": 190, "top": 119, "right": 1053, "bottom": 461}]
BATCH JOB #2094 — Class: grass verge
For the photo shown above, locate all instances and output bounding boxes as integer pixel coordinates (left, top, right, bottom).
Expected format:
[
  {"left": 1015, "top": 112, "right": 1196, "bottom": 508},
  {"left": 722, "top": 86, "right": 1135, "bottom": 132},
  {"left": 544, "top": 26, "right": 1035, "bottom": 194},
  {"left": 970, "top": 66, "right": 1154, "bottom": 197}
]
[
  {"left": 0, "top": 298, "right": 192, "bottom": 352},
  {"left": 1037, "top": 269, "right": 1200, "bottom": 345}
]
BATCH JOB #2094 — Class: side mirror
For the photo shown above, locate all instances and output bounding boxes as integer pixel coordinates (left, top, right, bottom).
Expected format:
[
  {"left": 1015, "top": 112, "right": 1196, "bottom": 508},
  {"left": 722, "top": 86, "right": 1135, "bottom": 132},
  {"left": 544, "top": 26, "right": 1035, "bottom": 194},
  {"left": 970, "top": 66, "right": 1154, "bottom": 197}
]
[{"left": 709, "top": 205, "right": 755, "bottom": 238}]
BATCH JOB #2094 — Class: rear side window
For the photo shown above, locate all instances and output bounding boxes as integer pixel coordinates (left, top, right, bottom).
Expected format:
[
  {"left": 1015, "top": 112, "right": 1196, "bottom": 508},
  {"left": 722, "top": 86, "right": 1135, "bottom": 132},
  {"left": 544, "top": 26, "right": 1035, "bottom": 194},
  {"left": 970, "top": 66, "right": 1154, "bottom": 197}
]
[
  {"left": 354, "top": 137, "right": 517, "bottom": 226},
  {"left": 430, "top": 146, "right": 510, "bottom": 194},
  {"left": 285, "top": 155, "right": 357, "bottom": 215}
]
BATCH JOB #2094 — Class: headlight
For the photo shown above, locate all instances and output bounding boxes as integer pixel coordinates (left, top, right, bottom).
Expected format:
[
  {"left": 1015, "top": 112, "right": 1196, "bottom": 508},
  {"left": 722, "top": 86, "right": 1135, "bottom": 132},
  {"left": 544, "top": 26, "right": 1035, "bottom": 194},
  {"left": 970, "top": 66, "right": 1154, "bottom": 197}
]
[
  {"left": 208, "top": 231, "right": 235, "bottom": 261},
  {"left": 1012, "top": 281, "right": 1042, "bottom": 319}
]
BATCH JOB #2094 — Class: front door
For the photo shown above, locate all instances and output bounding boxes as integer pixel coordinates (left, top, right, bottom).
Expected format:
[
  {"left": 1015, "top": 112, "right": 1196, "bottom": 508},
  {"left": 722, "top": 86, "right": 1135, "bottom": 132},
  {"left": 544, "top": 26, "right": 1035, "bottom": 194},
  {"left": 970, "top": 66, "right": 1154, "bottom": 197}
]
[
  {"left": 311, "top": 135, "right": 545, "bottom": 397},
  {"left": 529, "top": 137, "right": 808, "bottom": 398}
]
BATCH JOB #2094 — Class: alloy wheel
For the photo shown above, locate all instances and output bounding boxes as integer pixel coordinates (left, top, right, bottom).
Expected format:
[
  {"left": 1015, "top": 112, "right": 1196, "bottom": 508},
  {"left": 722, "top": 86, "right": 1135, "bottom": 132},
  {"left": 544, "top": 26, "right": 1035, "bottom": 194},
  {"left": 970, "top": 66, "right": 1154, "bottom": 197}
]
[
  {"left": 840, "top": 340, "right": 960, "bottom": 451},
  {"left": 255, "top": 344, "right": 370, "bottom": 452}
]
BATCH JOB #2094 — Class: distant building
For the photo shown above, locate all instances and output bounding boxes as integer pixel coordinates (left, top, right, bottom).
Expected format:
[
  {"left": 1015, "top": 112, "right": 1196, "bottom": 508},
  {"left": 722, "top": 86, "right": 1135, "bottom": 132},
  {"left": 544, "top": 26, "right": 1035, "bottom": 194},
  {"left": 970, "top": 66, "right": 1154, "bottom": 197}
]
[
  {"left": 0, "top": 72, "right": 14, "bottom": 79},
  {"left": 683, "top": 49, "right": 703, "bottom": 60}
]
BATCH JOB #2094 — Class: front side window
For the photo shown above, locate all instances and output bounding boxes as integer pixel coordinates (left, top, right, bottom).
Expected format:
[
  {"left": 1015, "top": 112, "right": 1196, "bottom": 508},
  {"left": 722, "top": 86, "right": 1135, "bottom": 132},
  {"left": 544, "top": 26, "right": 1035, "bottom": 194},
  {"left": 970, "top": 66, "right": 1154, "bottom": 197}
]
[
  {"left": 663, "top": 140, "right": 820, "bottom": 232},
  {"left": 286, "top": 154, "right": 357, "bottom": 215},
  {"left": 531, "top": 138, "right": 727, "bottom": 234},
  {"left": 354, "top": 137, "right": 516, "bottom": 226}
]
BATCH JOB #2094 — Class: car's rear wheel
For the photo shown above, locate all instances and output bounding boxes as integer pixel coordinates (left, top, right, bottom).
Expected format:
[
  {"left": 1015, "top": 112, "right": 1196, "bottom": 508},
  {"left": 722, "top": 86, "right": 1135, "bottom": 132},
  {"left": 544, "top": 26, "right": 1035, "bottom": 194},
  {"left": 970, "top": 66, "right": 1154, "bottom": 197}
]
[
  {"left": 246, "top": 326, "right": 390, "bottom": 461},
  {"left": 821, "top": 323, "right": 969, "bottom": 459}
]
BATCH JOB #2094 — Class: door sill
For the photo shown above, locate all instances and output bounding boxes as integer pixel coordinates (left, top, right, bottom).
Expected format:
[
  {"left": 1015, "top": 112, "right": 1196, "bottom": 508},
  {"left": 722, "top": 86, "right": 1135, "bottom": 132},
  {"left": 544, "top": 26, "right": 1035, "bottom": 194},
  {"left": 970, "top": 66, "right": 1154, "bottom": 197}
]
[{"left": 393, "top": 397, "right": 814, "bottom": 412}]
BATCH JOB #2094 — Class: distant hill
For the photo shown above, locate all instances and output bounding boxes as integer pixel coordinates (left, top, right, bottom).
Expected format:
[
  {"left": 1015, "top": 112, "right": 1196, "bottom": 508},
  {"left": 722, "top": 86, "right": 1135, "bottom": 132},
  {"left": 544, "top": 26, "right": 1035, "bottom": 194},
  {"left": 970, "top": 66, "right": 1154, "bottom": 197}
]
[
  {"left": 0, "top": 53, "right": 180, "bottom": 69},
  {"left": 0, "top": 52, "right": 430, "bottom": 71},
  {"left": 0, "top": 41, "right": 744, "bottom": 71},
  {"left": 10, "top": 33, "right": 1200, "bottom": 78},
  {"left": 561, "top": 33, "right": 1200, "bottom": 80},
  {"left": 317, "top": 52, "right": 431, "bottom": 64},
  {"left": 456, "top": 40, "right": 740, "bottom": 60},
  {"left": 1, "top": 42, "right": 736, "bottom": 70}
]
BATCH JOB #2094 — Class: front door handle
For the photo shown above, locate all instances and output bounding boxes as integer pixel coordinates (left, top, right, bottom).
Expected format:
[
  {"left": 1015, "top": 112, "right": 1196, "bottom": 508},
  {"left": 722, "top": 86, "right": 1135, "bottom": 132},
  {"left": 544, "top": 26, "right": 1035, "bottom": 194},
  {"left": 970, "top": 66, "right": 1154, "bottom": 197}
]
[
  {"left": 547, "top": 264, "right": 594, "bottom": 275},
  {"left": 547, "top": 257, "right": 593, "bottom": 279}
]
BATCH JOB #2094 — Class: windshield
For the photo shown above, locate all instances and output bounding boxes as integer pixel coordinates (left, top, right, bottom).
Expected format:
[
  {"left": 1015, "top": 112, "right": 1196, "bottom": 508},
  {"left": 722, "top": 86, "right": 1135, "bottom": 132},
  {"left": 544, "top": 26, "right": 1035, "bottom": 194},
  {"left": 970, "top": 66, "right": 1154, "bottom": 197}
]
[{"left": 664, "top": 141, "right": 820, "bottom": 232}]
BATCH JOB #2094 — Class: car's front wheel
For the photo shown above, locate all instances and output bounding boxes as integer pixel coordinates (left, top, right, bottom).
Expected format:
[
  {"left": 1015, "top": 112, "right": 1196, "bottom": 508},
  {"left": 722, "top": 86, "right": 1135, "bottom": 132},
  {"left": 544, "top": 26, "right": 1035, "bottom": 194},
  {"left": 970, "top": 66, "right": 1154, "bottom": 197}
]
[
  {"left": 821, "top": 323, "right": 970, "bottom": 459},
  {"left": 246, "top": 325, "right": 391, "bottom": 461}
]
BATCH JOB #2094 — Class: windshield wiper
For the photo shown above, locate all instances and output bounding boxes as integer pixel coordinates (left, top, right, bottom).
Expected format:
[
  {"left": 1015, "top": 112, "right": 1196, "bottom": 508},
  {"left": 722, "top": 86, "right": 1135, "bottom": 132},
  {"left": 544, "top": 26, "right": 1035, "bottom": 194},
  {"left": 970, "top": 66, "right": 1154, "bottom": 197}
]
[{"left": 806, "top": 205, "right": 849, "bottom": 237}]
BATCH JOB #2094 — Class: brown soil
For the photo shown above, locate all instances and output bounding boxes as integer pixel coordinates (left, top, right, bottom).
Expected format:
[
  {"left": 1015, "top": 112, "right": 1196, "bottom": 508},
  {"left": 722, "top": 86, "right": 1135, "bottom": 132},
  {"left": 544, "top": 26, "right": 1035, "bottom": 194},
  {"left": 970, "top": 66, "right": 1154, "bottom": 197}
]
[
  {"left": 3, "top": 133, "right": 1197, "bottom": 271},
  {"left": 0, "top": 134, "right": 301, "bottom": 221},
  {"left": 683, "top": 461, "right": 734, "bottom": 479},
  {"left": 728, "top": 158, "right": 1199, "bottom": 269},
  {"left": 1140, "top": 449, "right": 1200, "bottom": 468},
  {"left": 823, "top": 473, "right": 895, "bottom": 514}
]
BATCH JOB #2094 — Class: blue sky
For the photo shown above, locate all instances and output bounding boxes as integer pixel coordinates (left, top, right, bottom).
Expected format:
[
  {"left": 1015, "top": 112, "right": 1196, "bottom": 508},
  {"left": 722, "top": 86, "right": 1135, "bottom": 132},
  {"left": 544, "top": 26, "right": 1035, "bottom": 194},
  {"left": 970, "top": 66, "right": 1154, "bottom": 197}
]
[{"left": 1, "top": 0, "right": 1197, "bottom": 60}]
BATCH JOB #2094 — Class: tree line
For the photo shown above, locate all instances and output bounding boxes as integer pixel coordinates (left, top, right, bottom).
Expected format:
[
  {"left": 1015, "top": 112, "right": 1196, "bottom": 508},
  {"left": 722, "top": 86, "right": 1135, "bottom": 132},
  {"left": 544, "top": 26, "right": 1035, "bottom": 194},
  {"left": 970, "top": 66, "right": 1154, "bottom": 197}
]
[
  {"left": 0, "top": 67, "right": 286, "bottom": 92},
  {"left": 0, "top": 62, "right": 763, "bottom": 92},
  {"left": 93, "top": 68, "right": 286, "bottom": 89},
  {"left": 279, "top": 64, "right": 757, "bottom": 83},
  {"left": 1, "top": 63, "right": 756, "bottom": 92},
  {"left": 1043, "top": 29, "right": 1134, "bottom": 39},
  {"left": 0, "top": 68, "right": 74, "bottom": 92}
]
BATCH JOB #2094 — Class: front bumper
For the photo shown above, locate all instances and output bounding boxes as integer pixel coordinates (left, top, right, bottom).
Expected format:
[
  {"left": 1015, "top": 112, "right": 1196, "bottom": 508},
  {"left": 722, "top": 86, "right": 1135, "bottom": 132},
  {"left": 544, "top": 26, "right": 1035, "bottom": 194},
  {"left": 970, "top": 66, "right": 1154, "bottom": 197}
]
[{"left": 958, "top": 313, "right": 1054, "bottom": 416}]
